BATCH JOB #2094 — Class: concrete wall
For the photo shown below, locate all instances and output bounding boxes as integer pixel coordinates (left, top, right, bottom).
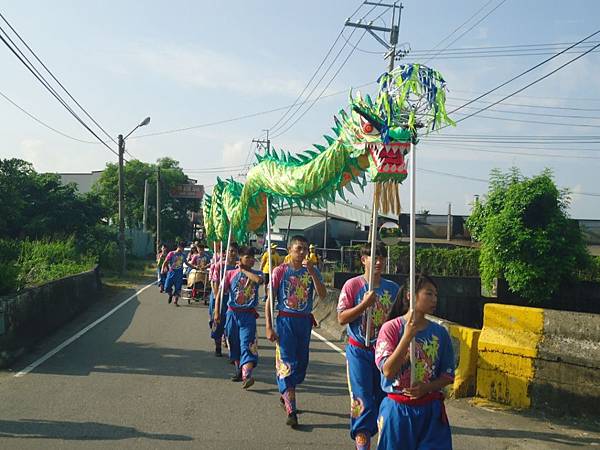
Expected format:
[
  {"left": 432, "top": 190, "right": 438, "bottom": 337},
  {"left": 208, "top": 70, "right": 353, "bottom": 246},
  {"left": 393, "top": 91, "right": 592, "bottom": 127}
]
[
  {"left": 0, "top": 267, "right": 102, "bottom": 368},
  {"left": 476, "top": 303, "right": 600, "bottom": 415}
]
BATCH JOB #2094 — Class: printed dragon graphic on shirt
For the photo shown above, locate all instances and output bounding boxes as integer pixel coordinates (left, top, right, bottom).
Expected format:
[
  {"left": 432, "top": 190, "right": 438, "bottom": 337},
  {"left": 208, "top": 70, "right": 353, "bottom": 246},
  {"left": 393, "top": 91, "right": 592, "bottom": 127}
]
[
  {"left": 376, "top": 334, "right": 441, "bottom": 386},
  {"left": 360, "top": 289, "right": 393, "bottom": 338},
  {"left": 234, "top": 274, "right": 256, "bottom": 305},
  {"left": 284, "top": 272, "right": 312, "bottom": 311}
]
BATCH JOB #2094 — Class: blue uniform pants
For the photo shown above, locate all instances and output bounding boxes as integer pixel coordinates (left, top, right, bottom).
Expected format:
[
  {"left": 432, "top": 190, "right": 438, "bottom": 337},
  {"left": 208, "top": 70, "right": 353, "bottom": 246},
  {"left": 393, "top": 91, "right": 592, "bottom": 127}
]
[
  {"left": 346, "top": 343, "right": 385, "bottom": 440},
  {"left": 210, "top": 293, "right": 228, "bottom": 342},
  {"left": 377, "top": 396, "right": 452, "bottom": 450},
  {"left": 164, "top": 269, "right": 183, "bottom": 296},
  {"left": 157, "top": 269, "right": 166, "bottom": 287},
  {"left": 225, "top": 310, "right": 258, "bottom": 367},
  {"left": 275, "top": 315, "right": 312, "bottom": 394}
]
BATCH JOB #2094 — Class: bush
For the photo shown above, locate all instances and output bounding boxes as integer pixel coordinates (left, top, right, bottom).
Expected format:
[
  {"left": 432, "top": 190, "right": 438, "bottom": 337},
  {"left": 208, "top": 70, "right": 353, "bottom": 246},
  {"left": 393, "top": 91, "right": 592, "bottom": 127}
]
[
  {"left": 0, "top": 237, "right": 96, "bottom": 295},
  {"left": 345, "top": 244, "right": 480, "bottom": 277},
  {"left": 579, "top": 256, "right": 600, "bottom": 281},
  {"left": 466, "top": 168, "right": 589, "bottom": 303}
]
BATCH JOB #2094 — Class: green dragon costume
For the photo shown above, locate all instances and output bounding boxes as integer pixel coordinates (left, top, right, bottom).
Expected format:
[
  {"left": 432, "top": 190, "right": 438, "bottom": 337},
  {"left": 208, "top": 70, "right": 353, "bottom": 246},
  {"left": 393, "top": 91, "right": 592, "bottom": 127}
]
[{"left": 203, "top": 64, "right": 454, "bottom": 244}]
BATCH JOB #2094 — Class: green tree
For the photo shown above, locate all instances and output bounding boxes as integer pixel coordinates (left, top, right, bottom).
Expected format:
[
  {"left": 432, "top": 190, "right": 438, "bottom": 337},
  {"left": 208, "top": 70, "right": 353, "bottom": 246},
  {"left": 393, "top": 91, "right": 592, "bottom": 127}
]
[
  {"left": 466, "top": 168, "right": 589, "bottom": 303},
  {"left": 92, "top": 157, "right": 200, "bottom": 244},
  {"left": 0, "top": 158, "right": 106, "bottom": 239}
]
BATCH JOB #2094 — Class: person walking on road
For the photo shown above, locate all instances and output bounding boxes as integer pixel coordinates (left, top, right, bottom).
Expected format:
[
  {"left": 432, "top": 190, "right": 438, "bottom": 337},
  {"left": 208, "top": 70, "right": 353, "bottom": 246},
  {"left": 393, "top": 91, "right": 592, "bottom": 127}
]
[
  {"left": 375, "top": 275, "right": 455, "bottom": 450},
  {"left": 162, "top": 241, "right": 187, "bottom": 306},
  {"left": 265, "top": 235, "right": 327, "bottom": 428},
  {"left": 222, "top": 246, "right": 263, "bottom": 388},
  {"left": 261, "top": 243, "right": 282, "bottom": 300},
  {"left": 307, "top": 244, "right": 320, "bottom": 268},
  {"left": 156, "top": 243, "right": 168, "bottom": 293},
  {"left": 337, "top": 243, "right": 401, "bottom": 450},
  {"left": 212, "top": 243, "right": 239, "bottom": 357}
]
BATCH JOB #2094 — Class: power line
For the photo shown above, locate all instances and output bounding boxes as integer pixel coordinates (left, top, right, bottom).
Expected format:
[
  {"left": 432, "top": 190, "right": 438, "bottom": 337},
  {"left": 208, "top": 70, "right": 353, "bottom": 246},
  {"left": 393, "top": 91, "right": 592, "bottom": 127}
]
[
  {"left": 0, "top": 12, "right": 117, "bottom": 147},
  {"left": 424, "top": 0, "right": 507, "bottom": 64},
  {"left": 0, "top": 26, "right": 119, "bottom": 158},
  {"left": 422, "top": 140, "right": 600, "bottom": 152},
  {"left": 270, "top": 29, "right": 368, "bottom": 139},
  {"left": 417, "top": 167, "right": 600, "bottom": 197},
  {"left": 451, "top": 110, "right": 600, "bottom": 128},
  {"left": 450, "top": 40, "right": 600, "bottom": 126},
  {"left": 422, "top": 143, "right": 600, "bottom": 160},
  {"left": 448, "top": 29, "right": 600, "bottom": 116},
  {"left": 423, "top": 0, "right": 495, "bottom": 55},
  {"left": 413, "top": 40, "right": 600, "bottom": 54},
  {"left": 268, "top": 0, "right": 365, "bottom": 132},
  {"left": 270, "top": 3, "right": 383, "bottom": 136},
  {"left": 0, "top": 89, "right": 97, "bottom": 143},
  {"left": 130, "top": 82, "right": 375, "bottom": 140},
  {"left": 446, "top": 100, "right": 600, "bottom": 115},
  {"left": 451, "top": 88, "right": 600, "bottom": 103}
]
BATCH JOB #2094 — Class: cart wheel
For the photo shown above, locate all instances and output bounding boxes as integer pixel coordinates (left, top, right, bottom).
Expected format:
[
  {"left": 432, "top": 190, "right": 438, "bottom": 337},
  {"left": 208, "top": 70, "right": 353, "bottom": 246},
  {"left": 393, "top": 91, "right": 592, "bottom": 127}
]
[{"left": 187, "top": 297, "right": 191, "bottom": 305}]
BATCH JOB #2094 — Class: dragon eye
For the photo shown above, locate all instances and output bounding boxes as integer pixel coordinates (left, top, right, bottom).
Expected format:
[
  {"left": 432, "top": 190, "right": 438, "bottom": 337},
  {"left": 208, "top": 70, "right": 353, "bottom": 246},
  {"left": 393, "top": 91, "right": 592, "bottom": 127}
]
[{"left": 362, "top": 122, "right": 374, "bottom": 133}]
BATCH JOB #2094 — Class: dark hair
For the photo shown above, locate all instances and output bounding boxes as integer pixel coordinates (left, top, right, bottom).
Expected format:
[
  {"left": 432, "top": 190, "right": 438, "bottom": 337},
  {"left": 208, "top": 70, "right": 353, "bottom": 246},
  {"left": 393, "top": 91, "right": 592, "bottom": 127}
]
[
  {"left": 177, "top": 241, "right": 186, "bottom": 249},
  {"left": 360, "top": 242, "right": 387, "bottom": 258},
  {"left": 228, "top": 242, "right": 239, "bottom": 251},
  {"left": 386, "top": 274, "right": 438, "bottom": 321},
  {"left": 239, "top": 245, "right": 256, "bottom": 257},
  {"left": 288, "top": 235, "right": 308, "bottom": 248}
]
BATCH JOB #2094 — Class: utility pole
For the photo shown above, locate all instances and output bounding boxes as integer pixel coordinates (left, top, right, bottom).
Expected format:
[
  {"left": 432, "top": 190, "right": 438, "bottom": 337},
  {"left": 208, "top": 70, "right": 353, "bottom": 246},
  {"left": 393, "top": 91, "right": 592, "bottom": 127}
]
[
  {"left": 346, "top": 2, "right": 406, "bottom": 346},
  {"left": 156, "top": 166, "right": 161, "bottom": 251},
  {"left": 252, "top": 129, "right": 271, "bottom": 153},
  {"left": 345, "top": 1, "right": 406, "bottom": 72},
  {"left": 143, "top": 179, "right": 149, "bottom": 232},
  {"left": 118, "top": 134, "right": 126, "bottom": 276},
  {"left": 323, "top": 204, "right": 328, "bottom": 260},
  {"left": 447, "top": 202, "right": 452, "bottom": 241}
]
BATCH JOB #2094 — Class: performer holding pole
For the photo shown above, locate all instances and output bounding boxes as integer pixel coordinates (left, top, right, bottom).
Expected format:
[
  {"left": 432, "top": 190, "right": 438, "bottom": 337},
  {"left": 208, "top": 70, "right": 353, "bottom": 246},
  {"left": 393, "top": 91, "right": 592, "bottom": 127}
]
[
  {"left": 213, "top": 229, "right": 238, "bottom": 359},
  {"left": 338, "top": 242, "right": 400, "bottom": 450},
  {"left": 265, "top": 235, "right": 326, "bottom": 428}
]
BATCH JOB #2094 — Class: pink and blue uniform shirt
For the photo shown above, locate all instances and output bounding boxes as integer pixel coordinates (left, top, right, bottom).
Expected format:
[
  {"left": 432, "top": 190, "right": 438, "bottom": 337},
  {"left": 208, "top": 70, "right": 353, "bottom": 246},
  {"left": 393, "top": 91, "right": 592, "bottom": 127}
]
[{"left": 337, "top": 276, "right": 400, "bottom": 346}]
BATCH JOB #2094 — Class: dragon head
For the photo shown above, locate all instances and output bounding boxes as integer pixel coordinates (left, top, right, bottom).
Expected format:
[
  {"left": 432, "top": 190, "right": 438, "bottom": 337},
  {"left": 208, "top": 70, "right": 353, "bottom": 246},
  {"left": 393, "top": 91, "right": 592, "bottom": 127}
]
[{"left": 336, "top": 64, "right": 454, "bottom": 184}]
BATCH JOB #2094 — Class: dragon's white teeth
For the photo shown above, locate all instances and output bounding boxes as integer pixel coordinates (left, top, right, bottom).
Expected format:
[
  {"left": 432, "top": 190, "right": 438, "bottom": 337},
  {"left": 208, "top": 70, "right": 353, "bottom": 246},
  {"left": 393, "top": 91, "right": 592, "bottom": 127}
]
[
  {"left": 392, "top": 146, "right": 398, "bottom": 154},
  {"left": 377, "top": 143, "right": 384, "bottom": 152},
  {"left": 390, "top": 164, "right": 397, "bottom": 172},
  {"left": 383, "top": 164, "right": 390, "bottom": 172}
]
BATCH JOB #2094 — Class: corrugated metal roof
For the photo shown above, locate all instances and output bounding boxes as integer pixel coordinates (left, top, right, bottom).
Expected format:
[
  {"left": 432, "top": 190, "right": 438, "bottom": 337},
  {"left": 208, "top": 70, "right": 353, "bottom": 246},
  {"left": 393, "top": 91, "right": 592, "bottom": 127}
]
[
  {"left": 279, "top": 201, "right": 396, "bottom": 229},
  {"left": 273, "top": 216, "right": 323, "bottom": 232}
]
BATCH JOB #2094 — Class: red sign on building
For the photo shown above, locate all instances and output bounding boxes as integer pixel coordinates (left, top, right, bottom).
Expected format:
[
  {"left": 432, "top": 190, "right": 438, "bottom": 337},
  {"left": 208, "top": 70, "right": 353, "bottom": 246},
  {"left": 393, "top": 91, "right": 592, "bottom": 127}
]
[{"left": 170, "top": 184, "right": 204, "bottom": 199}]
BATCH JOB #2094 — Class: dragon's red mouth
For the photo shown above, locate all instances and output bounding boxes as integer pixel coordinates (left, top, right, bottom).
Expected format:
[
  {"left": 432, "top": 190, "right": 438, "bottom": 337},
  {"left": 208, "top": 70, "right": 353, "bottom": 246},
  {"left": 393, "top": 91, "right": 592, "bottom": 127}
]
[{"left": 366, "top": 142, "right": 409, "bottom": 174}]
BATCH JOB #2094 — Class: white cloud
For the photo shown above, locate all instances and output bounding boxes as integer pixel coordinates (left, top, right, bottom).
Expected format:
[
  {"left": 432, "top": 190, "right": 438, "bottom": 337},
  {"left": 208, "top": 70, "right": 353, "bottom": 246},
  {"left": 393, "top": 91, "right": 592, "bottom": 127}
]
[
  {"left": 132, "top": 43, "right": 305, "bottom": 97},
  {"left": 222, "top": 140, "right": 249, "bottom": 167}
]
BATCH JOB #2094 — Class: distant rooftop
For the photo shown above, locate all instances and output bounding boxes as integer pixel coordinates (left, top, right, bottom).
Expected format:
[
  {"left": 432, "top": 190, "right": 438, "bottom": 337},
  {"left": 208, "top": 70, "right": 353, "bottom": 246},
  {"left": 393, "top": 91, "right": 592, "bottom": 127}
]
[{"left": 57, "top": 170, "right": 103, "bottom": 194}]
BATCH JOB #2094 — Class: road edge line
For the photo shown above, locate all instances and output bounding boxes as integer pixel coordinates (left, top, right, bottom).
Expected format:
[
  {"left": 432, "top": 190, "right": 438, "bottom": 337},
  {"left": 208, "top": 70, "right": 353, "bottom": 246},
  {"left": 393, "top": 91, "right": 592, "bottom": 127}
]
[
  {"left": 14, "top": 281, "right": 156, "bottom": 378},
  {"left": 311, "top": 329, "right": 345, "bottom": 356}
]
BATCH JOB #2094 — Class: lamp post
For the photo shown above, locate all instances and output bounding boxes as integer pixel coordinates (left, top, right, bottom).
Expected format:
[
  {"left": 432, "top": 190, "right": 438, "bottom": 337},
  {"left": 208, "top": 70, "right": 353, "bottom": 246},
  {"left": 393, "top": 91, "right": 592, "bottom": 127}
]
[{"left": 118, "top": 116, "right": 151, "bottom": 276}]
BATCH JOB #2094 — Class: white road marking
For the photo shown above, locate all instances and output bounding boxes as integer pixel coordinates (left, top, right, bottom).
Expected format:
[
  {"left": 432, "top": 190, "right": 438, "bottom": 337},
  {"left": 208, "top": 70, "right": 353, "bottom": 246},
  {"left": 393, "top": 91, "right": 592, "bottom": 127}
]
[
  {"left": 14, "top": 281, "right": 157, "bottom": 378},
  {"left": 311, "top": 329, "right": 345, "bottom": 356}
]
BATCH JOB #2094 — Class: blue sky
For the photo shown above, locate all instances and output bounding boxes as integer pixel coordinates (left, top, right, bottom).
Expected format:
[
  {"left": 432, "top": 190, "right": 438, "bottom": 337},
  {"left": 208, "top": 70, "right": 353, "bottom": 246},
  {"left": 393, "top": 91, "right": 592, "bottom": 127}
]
[{"left": 1, "top": 0, "right": 599, "bottom": 218}]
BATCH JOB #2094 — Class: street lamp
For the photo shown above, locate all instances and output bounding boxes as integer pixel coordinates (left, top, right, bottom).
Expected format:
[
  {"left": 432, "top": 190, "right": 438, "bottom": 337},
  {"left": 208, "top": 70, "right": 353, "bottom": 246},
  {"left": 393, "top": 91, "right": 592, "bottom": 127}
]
[{"left": 118, "top": 116, "right": 151, "bottom": 276}]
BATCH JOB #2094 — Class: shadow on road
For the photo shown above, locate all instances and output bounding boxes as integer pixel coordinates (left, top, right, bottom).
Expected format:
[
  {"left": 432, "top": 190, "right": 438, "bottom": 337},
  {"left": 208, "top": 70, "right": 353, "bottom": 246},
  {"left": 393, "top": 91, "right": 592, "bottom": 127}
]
[
  {"left": 0, "top": 419, "right": 192, "bottom": 441},
  {"left": 452, "top": 425, "right": 598, "bottom": 447}
]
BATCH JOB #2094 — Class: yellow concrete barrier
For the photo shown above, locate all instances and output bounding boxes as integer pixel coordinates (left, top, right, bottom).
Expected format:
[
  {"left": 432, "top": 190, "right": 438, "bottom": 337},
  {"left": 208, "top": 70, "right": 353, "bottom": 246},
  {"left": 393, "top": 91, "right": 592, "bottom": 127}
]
[
  {"left": 427, "top": 316, "right": 481, "bottom": 398},
  {"left": 476, "top": 303, "right": 544, "bottom": 408},
  {"left": 447, "top": 323, "right": 481, "bottom": 398}
]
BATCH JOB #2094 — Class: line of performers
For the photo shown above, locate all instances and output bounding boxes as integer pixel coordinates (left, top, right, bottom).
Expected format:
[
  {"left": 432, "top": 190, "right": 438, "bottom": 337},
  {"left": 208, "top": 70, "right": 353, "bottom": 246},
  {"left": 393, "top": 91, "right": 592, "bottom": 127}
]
[{"left": 160, "top": 236, "right": 455, "bottom": 450}]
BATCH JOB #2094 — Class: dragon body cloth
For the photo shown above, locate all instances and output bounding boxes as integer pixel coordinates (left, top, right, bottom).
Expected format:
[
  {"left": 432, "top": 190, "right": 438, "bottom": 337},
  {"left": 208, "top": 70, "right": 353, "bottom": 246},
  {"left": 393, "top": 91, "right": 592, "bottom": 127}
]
[{"left": 203, "top": 64, "right": 454, "bottom": 244}]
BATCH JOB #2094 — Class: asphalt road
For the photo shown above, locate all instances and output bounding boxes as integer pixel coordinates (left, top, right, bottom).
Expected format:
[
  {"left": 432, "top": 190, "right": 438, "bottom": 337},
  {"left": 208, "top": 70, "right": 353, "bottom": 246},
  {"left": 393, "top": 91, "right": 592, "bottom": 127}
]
[{"left": 0, "top": 281, "right": 597, "bottom": 449}]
